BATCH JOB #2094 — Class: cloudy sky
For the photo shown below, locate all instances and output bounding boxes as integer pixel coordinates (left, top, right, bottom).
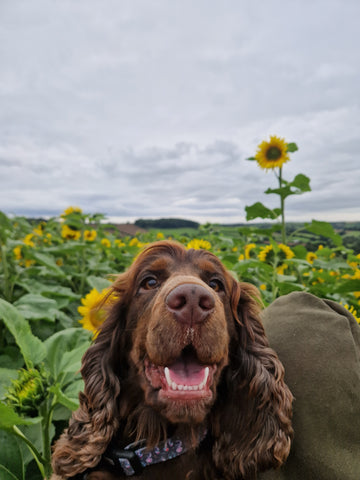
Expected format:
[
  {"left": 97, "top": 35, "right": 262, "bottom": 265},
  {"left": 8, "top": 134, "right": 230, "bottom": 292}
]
[{"left": 1, "top": 0, "right": 359, "bottom": 224}]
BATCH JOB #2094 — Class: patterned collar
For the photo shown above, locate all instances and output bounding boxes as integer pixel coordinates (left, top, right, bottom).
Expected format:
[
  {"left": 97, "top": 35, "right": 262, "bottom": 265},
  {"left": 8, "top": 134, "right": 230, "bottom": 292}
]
[
  {"left": 74, "top": 429, "right": 207, "bottom": 478},
  {"left": 101, "top": 435, "right": 191, "bottom": 476}
]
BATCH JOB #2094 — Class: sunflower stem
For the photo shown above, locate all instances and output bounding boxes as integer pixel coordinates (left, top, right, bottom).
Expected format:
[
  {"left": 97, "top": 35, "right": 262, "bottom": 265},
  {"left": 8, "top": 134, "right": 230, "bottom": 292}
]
[
  {"left": 278, "top": 167, "right": 287, "bottom": 244},
  {"left": 12, "top": 425, "right": 46, "bottom": 476}
]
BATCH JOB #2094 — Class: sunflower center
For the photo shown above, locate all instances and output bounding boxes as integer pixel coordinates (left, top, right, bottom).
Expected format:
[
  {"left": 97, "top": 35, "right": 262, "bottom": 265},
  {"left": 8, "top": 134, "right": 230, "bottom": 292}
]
[{"left": 266, "top": 146, "right": 282, "bottom": 161}]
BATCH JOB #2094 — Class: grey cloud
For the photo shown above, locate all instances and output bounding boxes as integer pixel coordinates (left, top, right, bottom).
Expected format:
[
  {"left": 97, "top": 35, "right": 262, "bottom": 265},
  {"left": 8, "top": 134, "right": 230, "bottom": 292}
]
[{"left": 1, "top": 0, "right": 359, "bottom": 223}]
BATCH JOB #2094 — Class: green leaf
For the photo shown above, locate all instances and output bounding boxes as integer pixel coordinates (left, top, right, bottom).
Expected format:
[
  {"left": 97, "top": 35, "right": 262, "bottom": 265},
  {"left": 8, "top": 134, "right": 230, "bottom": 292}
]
[
  {"left": 245, "top": 202, "right": 280, "bottom": 221},
  {"left": 44, "top": 328, "right": 91, "bottom": 382},
  {"left": 86, "top": 275, "right": 112, "bottom": 292},
  {"left": 265, "top": 174, "right": 311, "bottom": 199},
  {"left": 290, "top": 174, "right": 311, "bottom": 193},
  {"left": 0, "top": 369, "right": 19, "bottom": 398},
  {"left": 26, "top": 252, "right": 66, "bottom": 277},
  {"left": 333, "top": 279, "right": 360, "bottom": 294},
  {"left": 305, "top": 220, "right": 342, "bottom": 246},
  {"left": 0, "top": 430, "right": 24, "bottom": 480},
  {"left": 0, "top": 300, "right": 46, "bottom": 368},
  {"left": 49, "top": 384, "right": 79, "bottom": 411},
  {"left": 13, "top": 295, "right": 59, "bottom": 322},
  {"left": 18, "top": 279, "right": 79, "bottom": 300},
  {"left": 246, "top": 156, "right": 256, "bottom": 161},
  {"left": 286, "top": 142, "right": 299, "bottom": 153},
  {"left": 0, "top": 403, "right": 40, "bottom": 430}
]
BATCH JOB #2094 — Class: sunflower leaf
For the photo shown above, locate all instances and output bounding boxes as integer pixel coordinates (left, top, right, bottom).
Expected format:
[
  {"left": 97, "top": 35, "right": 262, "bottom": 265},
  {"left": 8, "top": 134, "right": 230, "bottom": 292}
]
[
  {"left": 0, "top": 300, "right": 46, "bottom": 368},
  {"left": 286, "top": 142, "right": 299, "bottom": 153},
  {"left": 304, "top": 220, "right": 342, "bottom": 247},
  {"left": 245, "top": 202, "right": 280, "bottom": 221},
  {"left": 44, "top": 328, "right": 91, "bottom": 382}
]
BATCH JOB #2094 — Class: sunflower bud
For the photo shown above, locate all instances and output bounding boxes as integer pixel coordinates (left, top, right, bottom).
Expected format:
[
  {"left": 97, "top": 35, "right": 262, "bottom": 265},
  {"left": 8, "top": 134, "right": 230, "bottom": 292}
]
[{"left": 5, "top": 366, "right": 49, "bottom": 417}]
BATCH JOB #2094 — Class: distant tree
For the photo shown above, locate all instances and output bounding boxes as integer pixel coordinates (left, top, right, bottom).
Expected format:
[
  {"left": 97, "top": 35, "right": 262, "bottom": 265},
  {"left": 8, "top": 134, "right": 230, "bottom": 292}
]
[{"left": 135, "top": 218, "right": 200, "bottom": 229}]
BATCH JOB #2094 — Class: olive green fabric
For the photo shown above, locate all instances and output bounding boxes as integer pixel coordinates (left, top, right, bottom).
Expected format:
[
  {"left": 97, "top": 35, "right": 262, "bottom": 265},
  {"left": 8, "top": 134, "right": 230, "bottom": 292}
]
[{"left": 258, "top": 291, "right": 360, "bottom": 480}]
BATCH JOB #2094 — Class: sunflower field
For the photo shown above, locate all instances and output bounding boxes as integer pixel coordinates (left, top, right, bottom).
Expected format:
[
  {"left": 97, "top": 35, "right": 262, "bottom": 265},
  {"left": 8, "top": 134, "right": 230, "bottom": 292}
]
[{"left": 1, "top": 138, "right": 360, "bottom": 478}]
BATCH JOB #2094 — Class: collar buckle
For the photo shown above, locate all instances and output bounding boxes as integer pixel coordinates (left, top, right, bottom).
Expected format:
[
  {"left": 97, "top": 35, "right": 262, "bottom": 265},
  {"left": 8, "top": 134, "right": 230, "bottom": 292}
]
[{"left": 103, "top": 440, "right": 146, "bottom": 476}]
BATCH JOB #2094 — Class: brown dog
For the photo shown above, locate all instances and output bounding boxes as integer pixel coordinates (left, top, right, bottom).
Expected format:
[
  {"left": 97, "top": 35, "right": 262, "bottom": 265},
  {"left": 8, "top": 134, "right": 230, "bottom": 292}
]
[{"left": 51, "top": 241, "right": 293, "bottom": 480}]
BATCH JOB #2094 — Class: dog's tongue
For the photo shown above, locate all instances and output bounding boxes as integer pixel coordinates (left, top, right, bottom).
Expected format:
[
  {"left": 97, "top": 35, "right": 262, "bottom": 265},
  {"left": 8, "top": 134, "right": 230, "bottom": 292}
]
[{"left": 168, "top": 357, "right": 206, "bottom": 386}]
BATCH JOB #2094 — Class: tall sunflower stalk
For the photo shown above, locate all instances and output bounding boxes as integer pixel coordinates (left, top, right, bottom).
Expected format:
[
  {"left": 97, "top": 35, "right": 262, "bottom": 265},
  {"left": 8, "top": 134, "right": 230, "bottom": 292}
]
[{"left": 246, "top": 136, "right": 310, "bottom": 244}]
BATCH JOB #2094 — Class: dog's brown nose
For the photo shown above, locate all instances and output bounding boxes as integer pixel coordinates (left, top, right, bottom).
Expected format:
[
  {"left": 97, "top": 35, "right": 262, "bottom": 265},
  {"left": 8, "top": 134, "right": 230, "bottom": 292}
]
[{"left": 166, "top": 283, "right": 215, "bottom": 325}]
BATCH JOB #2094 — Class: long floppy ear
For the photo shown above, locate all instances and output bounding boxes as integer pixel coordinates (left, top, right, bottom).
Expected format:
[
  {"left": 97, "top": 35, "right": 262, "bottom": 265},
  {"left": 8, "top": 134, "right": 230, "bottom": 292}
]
[
  {"left": 212, "top": 281, "right": 293, "bottom": 479},
  {"left": 51, "top": 273, "right": 133, "bottom": 478}
]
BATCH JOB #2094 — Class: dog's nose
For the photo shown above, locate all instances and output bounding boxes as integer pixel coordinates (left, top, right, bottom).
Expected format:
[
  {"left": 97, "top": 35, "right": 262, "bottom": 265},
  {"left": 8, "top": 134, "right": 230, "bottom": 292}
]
[{"left": 166, "top": 283, "right": 215, "bottom": 325}]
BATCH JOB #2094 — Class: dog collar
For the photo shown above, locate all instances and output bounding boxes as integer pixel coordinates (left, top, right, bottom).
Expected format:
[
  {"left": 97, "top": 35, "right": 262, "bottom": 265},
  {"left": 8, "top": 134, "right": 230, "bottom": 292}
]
[
  {"left": 102, "top": 435, "right": 189, "bottom": 476},
  {"left": 73, "top": 429, "right": 207, "bottom": 478}
]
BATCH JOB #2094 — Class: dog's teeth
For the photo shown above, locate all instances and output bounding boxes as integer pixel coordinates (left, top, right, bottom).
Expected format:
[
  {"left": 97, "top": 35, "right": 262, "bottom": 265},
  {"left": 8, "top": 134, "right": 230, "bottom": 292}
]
[
  {"left": 164, "top": 366, "right": 211, "bottom": 392},
  {"left": 164, "top": 367, "right": 172, "bottom": 387}
]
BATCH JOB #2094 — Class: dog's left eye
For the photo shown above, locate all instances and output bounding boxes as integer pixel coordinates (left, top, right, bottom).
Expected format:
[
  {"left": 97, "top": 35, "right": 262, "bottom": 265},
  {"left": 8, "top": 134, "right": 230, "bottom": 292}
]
[
  {"left": 209, "top": 279, "right": 224, "bottom": 292},
  {"left": 140, "top": 277, "right": 159, "bottom": 290}
]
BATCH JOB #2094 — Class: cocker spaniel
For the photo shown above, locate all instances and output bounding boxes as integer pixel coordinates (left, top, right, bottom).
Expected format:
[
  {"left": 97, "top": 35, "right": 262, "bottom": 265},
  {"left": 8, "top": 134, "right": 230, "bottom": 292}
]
[{"left": 51, "top": 240, "right": 293, "bottom": 480}]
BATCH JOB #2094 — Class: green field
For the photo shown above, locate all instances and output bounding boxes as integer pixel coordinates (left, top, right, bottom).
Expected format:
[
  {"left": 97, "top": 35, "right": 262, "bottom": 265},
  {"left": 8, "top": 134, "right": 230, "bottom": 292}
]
[{"left": 0, "top": 208, "right": 359, "bottom": 479}]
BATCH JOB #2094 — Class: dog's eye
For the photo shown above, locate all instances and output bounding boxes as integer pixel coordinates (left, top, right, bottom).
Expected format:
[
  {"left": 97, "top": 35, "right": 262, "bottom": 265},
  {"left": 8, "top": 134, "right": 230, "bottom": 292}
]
[
  {"left": 209, "top": 279, "right": 224, "bottom": 292},
  {"left": 140, "top": 277, "right": 159, "bottom": 290}
]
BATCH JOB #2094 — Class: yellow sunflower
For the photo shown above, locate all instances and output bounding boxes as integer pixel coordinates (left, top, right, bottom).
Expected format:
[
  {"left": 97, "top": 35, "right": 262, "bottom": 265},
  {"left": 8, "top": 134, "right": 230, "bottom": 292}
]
[
  {"left": 342, "top": 304, "right": 360, "bottom": 324},
  {"left": 78, "top": 288, "right": 113, "bottom": 336},
  {"left": 13, "top": 246, "right": 22, "bottom": 260},
  {"left": 258, "top": 245, "right": 273, "bottom": 262},
  {"left": 84, "top": 229, "right": 97, "bottom": 242},
  {"left": 255, "top": 135, "right": 290, "bottom": 170},
  {"left": 101, "top": 238, "right": 111, "bottom": 248},
  {"left": 114, "top": 239, "right": 125, "bottom": 248},
  {"left": 244, "top": 243, "right": 256, "bottom": 259},
  {"left": 187, "top": 239, "right": 212, "bottom": 250},
  {"left": 61, "top": 206, "right": 83, "bottom": 217},
  {"left": 23, "top": 234, "right": 35, "bottom": 247},
  {"left": 61, "top": 224, "right": 81, "bottom": 240},
  {"left": 278, "top": 243, "right": 295, "bottom": 260},
  {"left": 306, "top": 252, "right": 317, "bottom": 264},
  {"left": 258, "top": 244, "right": 294, "bottom": 263}
]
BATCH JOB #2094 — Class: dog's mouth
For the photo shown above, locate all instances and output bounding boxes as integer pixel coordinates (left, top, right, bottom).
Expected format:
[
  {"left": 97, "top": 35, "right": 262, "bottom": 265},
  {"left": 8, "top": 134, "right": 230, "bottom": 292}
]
[{"left": 145, "top": 346, "right": 217, "bottom": 401}]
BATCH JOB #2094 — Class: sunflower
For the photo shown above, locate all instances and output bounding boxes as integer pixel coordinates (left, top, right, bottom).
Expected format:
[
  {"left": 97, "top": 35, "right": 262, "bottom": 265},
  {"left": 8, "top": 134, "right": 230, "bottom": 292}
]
[
  {"left": 342, "top": 304, "right": 360, "bottom": 324},
  {"left": 255, "top": 135, "right": 290, "bottom": 170},
  {"left": 5, "top": 367, "right": 48, "bottom": 417},
  {"left": 61, "top": 224, "right": 81, "bottom": 240},
  {"left": 13, "top": 246, "right": 22, "bottom": 260},
  {"left": 187, "top": 239, "right": 212, "bottom": 250},
  {"left": 244, "top": 243, "right": 256, "bottom": 259},
  {"left": 23, "top": 234, "right": 35, "bottom": 247},
  {"left": 306, "top": 252, "right": 318, "bottom": 264},
  {"left": 258, "top": 245, "right": 274, "bottom": 263},
  {"left": 101, "top": 238, "right": 111, "bottom": 248},
  {"left": 84, "top": 229, "right": 97, "bottom": 242},
  {"left": 78, "top": 288, "right": 113, "bottom": 336},
  {"left": 61, "top": 206, "right": 83, "bottom": 217},
  {"left": 258, "top": 244, "right": 294, "bottom": 263}
]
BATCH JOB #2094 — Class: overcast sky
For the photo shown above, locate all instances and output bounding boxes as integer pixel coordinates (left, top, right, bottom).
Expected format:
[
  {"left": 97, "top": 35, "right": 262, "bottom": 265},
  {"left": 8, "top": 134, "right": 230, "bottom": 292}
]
[{"left": 1, "top": 0, "right": 359, "bottom": 224}]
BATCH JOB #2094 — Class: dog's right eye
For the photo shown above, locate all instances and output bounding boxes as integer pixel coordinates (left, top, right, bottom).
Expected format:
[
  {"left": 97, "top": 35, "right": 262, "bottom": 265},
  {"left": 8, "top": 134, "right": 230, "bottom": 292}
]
[{"left": 140, "top": 277, "right": 158, "bottom": 290}]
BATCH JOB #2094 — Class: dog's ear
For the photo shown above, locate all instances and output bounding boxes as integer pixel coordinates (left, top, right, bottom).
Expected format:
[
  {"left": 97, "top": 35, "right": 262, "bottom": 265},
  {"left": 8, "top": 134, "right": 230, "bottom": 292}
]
[
  {"left": 51, "top": 273, "right": 131, "bottom": 477},
  {"left": 212, "top": 280, "right": 293, "bottom": 479}
]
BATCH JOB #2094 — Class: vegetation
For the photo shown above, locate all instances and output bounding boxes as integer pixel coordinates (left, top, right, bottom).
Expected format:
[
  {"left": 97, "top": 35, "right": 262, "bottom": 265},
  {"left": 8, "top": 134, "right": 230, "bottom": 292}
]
[
  {"left": 135, "top": 218, "right": 200, "bottom": 229},
  {"left": 0, "top": 137, "right": 359, "bottom": 478}
]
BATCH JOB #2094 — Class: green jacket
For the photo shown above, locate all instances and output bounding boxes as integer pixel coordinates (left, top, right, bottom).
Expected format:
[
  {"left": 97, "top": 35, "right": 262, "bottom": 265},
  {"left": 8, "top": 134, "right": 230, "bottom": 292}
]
[{"left": 259, "top": 292, "right": 360, "bottom": 480}]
